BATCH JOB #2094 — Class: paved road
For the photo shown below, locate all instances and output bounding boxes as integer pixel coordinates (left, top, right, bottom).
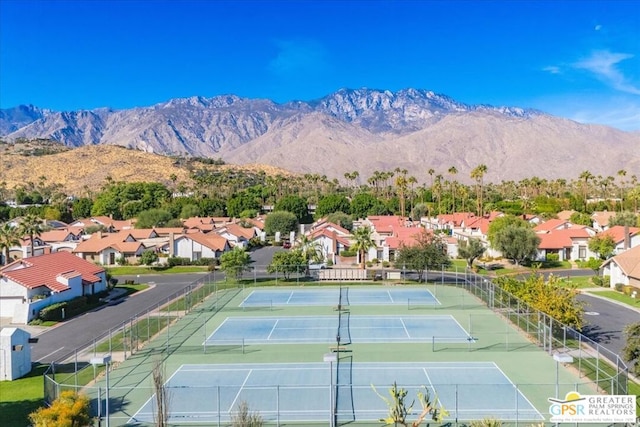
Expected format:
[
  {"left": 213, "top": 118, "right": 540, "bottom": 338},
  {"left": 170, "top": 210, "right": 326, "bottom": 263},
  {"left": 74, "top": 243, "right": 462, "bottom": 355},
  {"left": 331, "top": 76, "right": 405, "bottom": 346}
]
[
  {"left": 29, "top": 246, "right": 281, "bottom": 364},
  {"left": 30, "top": 272, "right": 209, "bottom": 364},
  {"left": 577, "top": 293, "right": 640, "bottom": 363}
]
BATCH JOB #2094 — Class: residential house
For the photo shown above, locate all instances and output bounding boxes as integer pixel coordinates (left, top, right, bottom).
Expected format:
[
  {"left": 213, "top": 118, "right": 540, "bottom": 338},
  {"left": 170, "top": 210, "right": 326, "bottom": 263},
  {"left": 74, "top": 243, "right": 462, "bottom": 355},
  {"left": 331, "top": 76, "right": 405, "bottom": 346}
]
[
  {"left": 39, "top": 227, "right": 84, "bottom": 254},
  {"left": 556, "top": 210, "right": 576, "bottom": 221},
  {"left": 591, "top": 211, "right": 617, "bottom": 232},
  {"left": 0, "top": 252, "right": 107, "bottom": 323},
  {"left": 534, "top": 219, "right": 572, "bottom": 233},
  {"left": 536, "top": 226, "right": 597, "bottom": 261},
  {"left": 183, "top": 217, "right": 218, "bottom": 233},
  {"left": 73, "top": 231, "right": 146, "bottom": 265},
  {"left": 306, "top": 222, "right": 352, "bottom": 264},
  {"left": 69, "top": 216, "right": 134, "bottom": 232},
  {"left": 359, "top": 216, "right": 429, "bottom": 263},
  {"left": 599, "top": 225, "right": 640, "bottom": 254},
  {"left": 162, "top": 232, "right": 231, "bottom": 261},
  {"left": 215, "top": 223, "right": 256, "bottom": 248},
  {"left": 601, "top": 245, "right": 640, "bottom": 290}
]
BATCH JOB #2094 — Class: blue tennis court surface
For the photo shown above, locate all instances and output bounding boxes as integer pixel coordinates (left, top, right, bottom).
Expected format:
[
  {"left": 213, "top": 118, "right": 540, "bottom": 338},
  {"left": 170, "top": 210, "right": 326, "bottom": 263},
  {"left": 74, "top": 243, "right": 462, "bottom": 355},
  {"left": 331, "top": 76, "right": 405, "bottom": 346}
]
[
  {"left": 206, "top": 315, "right": 470, "bottom": 344},
  {"left": 240, "top": 287, "right": 439, "bottom": 307},
  {"left": 128, "top": 362, "right": 543, "bottom": 424}
]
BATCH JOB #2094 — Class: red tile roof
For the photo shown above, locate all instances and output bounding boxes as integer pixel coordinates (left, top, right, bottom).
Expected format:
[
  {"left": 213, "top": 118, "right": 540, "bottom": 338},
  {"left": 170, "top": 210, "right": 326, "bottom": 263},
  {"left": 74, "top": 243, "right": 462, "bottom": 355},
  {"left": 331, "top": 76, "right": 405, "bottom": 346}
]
[
  {"left": 73, "top": 231, "right": 144, "bottom": 254},
  {"left": 538, "top": 227, "right": 591, "bottom": 250},
  {"left": 217, "top": 223, "right": 256, "bottom": 240},
  {"left": 367, "top": 216, "right": 405, "bottom": 234},
  {"left": 534, "top": 219, "right": 570, "bottom": 233},
  {"left": 591, "top": 211, "right": 617, "bottom": 227},
  {"left": 178, "top": 233, "right": 229, "bottom": 251},
  {"left": 0, "top": 252, "right": 104, "bottom": 293},
  {"left": 385, "top": 227, "right": 432, "bottom": 249},
  {"left": 600, "top": 225, "right": 640, "bottom": 244}
]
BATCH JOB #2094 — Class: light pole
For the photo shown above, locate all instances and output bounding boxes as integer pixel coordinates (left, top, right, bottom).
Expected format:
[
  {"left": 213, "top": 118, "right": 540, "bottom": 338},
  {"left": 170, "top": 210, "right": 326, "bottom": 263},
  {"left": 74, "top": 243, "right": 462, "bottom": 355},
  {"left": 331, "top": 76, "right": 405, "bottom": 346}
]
[
  {"left": 91, "top": 355, "right": 112, "bottom": 427},
  {"left": 553, "top": 353, "right": 573, "bottom": 400},
  {"left": 323, "top": 353, "right": 337, "bottom": 427}
]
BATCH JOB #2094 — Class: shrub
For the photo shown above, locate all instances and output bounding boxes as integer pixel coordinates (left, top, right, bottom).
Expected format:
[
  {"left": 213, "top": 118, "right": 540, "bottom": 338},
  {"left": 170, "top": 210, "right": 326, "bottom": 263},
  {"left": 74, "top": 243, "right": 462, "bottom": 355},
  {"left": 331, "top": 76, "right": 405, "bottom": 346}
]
[
  {"left": 615, "top": 283, "right": 625, "bottom": 292},
  {"left": 545, "top": 253, "right": 559, "bottom": 262},
  {"left": 231, "top": 400, "right": 263, "bottom": 427},
  {"left": 340, "top": 248, "right": 357, "bottom": 257},
  {"left": 29, "top": 390, "right": 92, "bottom": 427},
  {"left": 167, "top": 257, "right": 190, "bottom": 267}
]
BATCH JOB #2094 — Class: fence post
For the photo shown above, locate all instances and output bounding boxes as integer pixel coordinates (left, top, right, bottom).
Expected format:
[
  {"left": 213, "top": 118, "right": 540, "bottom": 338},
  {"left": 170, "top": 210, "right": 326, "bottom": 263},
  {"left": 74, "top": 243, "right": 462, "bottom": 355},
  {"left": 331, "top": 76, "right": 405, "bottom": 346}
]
[{"left": 277, "top": 385, "right": 280, "bottom": 427}]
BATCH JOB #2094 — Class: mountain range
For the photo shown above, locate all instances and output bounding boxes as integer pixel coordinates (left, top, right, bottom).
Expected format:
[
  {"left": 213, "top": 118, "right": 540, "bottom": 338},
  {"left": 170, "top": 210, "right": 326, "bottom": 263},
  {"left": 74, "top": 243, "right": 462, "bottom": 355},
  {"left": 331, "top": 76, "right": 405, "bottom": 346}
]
[{"left": 1, "top": 88, "right": 639, "bottom": 183}]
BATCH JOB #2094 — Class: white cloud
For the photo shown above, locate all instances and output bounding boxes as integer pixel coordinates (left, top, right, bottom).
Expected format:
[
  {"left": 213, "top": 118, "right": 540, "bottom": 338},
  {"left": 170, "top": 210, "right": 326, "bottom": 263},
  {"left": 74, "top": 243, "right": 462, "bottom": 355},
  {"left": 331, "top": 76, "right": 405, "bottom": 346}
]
[
  {"left": 543, "top": 65, "right": 561, "bottom": 74},
  {"left": 594, "top": 24, "right": 602, "bottom": 31},
  {"left": 573, "top": 50, "right": 640, "bottom": 95},
  {"left": 540, "top": 95, "right": 640, "bottom": 131}
]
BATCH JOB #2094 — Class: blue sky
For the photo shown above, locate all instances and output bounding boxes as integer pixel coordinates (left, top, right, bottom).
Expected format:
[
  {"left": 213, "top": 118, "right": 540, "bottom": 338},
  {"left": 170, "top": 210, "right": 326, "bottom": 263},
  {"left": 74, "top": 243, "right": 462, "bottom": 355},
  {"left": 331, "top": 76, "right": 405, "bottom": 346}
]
[{"left": 1, "top": 1, "right": 639, "bottom": 130}]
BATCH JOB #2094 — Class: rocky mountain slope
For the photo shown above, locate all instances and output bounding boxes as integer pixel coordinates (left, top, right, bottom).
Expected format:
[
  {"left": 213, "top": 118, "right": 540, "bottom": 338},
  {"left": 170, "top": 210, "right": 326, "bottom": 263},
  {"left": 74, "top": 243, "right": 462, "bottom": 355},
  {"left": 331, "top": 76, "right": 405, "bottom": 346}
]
[{"left": 2, "top": 88, "right": 638, "bottom": 182}]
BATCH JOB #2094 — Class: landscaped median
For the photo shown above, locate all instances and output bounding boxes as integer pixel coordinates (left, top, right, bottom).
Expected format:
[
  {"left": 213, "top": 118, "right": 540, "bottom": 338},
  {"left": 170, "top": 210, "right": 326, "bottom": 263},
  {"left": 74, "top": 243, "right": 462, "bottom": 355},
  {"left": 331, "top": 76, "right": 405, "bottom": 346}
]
[{"left": 587, "top": 289, "right": 640, "bottom": 310}]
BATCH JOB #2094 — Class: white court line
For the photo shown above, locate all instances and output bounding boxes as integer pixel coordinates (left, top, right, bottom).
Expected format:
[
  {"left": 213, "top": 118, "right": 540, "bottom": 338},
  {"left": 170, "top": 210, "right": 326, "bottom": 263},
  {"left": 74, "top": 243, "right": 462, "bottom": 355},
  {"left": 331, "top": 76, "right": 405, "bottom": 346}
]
[
  {"left": 267, "top": 319, "right": 280, "bottom": 340},
  {"left": 422, "top": 368, "right": 435, "bottom": 392},
  {"left": 387, "top": 290, "right": 395, "bottom": 303},
  {"left": 229, "top": 369, "right": 253, "bottom": 413},
  {"left": 239, "top": 290, "right": 256, "bottom": 306},
  {"left": 286, "top": 291, "right": 294, "bottom": 304},
  {"left": 490, "top": 362, "right": 543, "bottom": 419},
  {"left": 400, "top": 318, "right": 411, "bottom": 338}
]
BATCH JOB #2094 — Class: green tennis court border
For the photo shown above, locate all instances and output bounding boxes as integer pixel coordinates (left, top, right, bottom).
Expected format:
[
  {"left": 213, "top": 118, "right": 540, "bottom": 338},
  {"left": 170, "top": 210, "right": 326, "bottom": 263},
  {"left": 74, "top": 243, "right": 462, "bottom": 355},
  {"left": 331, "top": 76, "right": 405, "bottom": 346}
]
[{"left": 63, "top": 283, "right": 618, "bottom": 426}]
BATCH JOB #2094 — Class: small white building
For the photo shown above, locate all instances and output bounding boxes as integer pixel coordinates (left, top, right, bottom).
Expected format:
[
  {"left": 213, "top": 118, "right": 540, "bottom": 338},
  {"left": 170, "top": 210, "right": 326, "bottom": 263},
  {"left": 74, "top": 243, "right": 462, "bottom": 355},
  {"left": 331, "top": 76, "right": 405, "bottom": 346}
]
[
  {"left": 0, "top": 327, "right": 32, "bottom": 380},
  {"left": 0, "top": 252, "right": 107, "bottom": 324}
]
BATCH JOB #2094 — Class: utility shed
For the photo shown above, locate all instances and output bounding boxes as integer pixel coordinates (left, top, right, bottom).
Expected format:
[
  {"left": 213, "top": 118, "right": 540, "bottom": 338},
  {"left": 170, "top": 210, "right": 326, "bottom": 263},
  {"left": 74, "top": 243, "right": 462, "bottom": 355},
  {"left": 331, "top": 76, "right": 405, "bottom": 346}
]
[{"left": 0, "top": 327, "right": 32, "bottom": 380}]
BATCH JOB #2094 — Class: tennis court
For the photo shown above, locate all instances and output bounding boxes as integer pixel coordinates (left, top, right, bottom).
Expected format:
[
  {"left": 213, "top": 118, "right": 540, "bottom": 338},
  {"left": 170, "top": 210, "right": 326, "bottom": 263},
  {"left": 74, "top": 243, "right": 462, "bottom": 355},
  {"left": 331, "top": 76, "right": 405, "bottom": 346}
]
[
  {"left": 240, "top": 287, "right": 439, "bottom": 307},
  {"left": 205, "top": 315, "right": 470, "bottom": 345},
  {"left": 128, "top": 362, "right": 543, "bottom": 424}
]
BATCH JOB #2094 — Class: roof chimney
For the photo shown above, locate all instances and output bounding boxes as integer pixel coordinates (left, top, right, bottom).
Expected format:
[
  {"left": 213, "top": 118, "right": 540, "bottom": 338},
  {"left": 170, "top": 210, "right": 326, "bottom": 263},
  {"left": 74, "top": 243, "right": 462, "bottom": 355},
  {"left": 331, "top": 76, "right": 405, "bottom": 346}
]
[{"left": 624, "top": 224, "right": 630, "bottom": 250}]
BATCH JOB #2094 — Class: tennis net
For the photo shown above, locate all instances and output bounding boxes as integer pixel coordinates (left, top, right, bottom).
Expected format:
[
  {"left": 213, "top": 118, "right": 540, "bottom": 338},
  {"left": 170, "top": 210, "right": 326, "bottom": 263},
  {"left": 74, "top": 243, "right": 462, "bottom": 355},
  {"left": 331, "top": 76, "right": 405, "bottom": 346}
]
[{"left": 335, "top": 354, "right": 355, "bottom": 424}]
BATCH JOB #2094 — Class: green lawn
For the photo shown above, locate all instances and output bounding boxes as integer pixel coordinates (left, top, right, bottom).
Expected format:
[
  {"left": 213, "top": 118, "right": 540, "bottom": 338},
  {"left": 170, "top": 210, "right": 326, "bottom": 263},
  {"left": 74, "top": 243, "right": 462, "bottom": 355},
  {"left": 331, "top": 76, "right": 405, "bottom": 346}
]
[
  {"left": 108, "top": 265, "right": 209, "bottom": 275},
  {"left": 0, "top": 364, "right": 49, "bottom": 426},
  {"left": 588, "top": 290, "right": 640, "bottom": 309},
  {"left": 558, "top": 275, "right": 598, "bottom": 289},
  {"left": 116, "top": 282, "right": 150, "bottom": 295}
]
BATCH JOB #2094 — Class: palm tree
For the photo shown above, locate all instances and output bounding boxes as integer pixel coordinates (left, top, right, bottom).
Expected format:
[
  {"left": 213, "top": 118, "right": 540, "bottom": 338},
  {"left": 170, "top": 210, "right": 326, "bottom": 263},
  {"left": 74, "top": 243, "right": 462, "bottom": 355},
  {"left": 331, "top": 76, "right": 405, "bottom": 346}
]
[
  {"left": 352, "top": 226, "right": 376, "bottom": 269},
  {"left": 618, "top": 169, "right": 627, "bottom": 211},
  {"left": 0, "top": 223, "right": 20, "bottom": 265},
  {"left": 20, "top": 214, "right": 44, "bottom": 258},
  {"left": 394, "top": 169, "right": 409, "bottom": 220},
  {"left": 427, "top": 168, "right": 435, "bottom": 202},
  {"left": 448, "top": 166, "right": 458, "bottom": 213},
  {"left": 296, "top": 234, "right": 324, "bottom": 276},
  {"left": 470, "top": 164, "right": 488, "bottom": 215},
  {"left": 579, "top": 170, "right": 594, "bottom": 210},
  {"left": 434, "top": 174, "right": 443, "bottom": 215}
]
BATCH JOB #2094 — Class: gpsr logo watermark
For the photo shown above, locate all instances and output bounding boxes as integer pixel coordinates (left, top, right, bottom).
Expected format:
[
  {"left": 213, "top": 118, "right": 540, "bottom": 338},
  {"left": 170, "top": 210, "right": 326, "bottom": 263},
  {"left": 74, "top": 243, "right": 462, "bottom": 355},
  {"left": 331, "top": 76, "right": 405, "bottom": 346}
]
[{"left": 548, "top": 392, "right": 637, "bottom": 423}]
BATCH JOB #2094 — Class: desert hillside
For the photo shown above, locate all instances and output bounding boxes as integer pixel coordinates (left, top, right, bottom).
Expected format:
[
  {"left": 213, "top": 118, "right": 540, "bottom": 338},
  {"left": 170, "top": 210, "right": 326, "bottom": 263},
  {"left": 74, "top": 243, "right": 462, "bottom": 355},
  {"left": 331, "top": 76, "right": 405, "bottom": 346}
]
[{"left": 0, "top": 144, "right": 292, "bottom": 195}]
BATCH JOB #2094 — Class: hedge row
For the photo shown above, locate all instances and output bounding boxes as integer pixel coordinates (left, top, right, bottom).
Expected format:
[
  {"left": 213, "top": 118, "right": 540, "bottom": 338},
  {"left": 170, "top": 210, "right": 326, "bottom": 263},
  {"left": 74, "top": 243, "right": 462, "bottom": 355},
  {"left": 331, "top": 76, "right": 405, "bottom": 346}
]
[
  {"left": 167, "top": 257, "right": 218, "bottom": 267},
  {"left": 39, "top": 296, "right": 88, "bottom": 321}
]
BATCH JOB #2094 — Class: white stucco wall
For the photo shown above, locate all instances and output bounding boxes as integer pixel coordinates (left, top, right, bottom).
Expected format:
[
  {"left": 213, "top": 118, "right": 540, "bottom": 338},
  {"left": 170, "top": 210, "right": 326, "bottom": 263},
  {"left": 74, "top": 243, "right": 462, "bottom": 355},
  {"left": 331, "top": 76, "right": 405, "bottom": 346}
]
[{"left": 0, "top": 328, "right": 32, "bottom": 380}]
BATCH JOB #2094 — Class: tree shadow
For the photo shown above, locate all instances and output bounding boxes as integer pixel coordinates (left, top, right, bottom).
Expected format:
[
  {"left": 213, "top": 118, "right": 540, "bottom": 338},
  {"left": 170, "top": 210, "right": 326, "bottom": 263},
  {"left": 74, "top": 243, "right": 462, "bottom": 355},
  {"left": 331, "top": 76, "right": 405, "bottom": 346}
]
[{"left": 580, "top": 323, "right": 620, "bottom": 344}]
